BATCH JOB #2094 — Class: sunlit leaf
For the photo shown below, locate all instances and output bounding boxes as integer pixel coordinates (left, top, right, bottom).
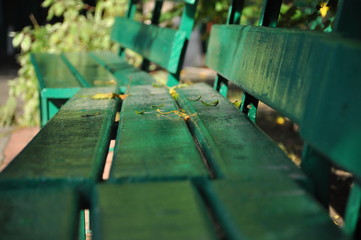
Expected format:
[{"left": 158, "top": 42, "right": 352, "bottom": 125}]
[
  {"left": 93, "top": 79, "right": 117, "bottom": 85},
  {"left": 233, "top": 100, "right": 241, "bottom": 108},
  {"left": 151, "top": 104, "right": 164, "bottom": 109},
  {"left": 201, "top": 99, "right": 219, "bottom": 106},
  {"left": 135, "top": 110, "right": 146, "bottom": 115},
  {"left": 152, "top": 82, "right": 165, "bottom": 88},
  {"left": 119, "top": 94, "right": 129, "bottom": 100},
  {"left": 319, "top": 2, "right": 329, "bottom": 18},
  {"left": 276, "top": 116, "right": 286, "bottom": 125},
  {"left": 187, "top": 96, "right": 202, "bottom": 101},
  {"left": 92, "top": 93, "right": 119, "bottom": 99},
  {"left": 90, "top": 93, "right": 128, "bottom": 100}
]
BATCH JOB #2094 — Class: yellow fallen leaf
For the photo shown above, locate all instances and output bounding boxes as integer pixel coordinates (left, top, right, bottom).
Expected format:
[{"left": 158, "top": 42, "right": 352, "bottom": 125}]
[
  {"left": 201, "top": 99, "right": 219, "bottom": 106},
  {"left": 135, "top": 110, "right": 146, "bottom": 115},
  {"left": 319, "top": 2, "right": 329, "bottom": 17},
  {"left": 156, "top": 109, "right": 178, "bottom": 115},
  {"left": 276, "top": 116, "right": 285, "bottom": 125},
  {"left": 119, "top": 94, "right": 129, "bottom": 100},
  {"left": 92, "top": 93, "right": 119, "bottom": 100},
  {"left": 187, "top": 96, "right": 202, "bottom": 101},
  {"left": 151, "top": 104, "right": 165, "bottom": 109},
  {"left": 233, "top": 100, "right": 242, "bottom": 108},
  {"left": 91, "top": 93, "right": 129, "bottom": 100},
  {"left": 156, "top": 108, "right": 195, "bottom": 121},
  {"left": 94, "top": 79, "right": 117, "bottom": 85}
]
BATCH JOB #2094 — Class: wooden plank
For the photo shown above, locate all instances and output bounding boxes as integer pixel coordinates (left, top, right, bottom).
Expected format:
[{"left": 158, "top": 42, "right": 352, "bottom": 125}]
[
  {"left": 31, "top": 53, "right": 81, "bottom": 89},
  {"left": 300, "top": 37, "right": 361, "bottom": 179},
  {"left": 175, "top": 83, "right": 308, "bottom": 184},
  {"left": 89, "top": 51, "right": 135, "bottom": 73},
  {"left": 111, "top": 17, "right": 186, "bottom": 73},
  {"left": 206, "top": 24, "right": 361, "bottom": 123},
  {"left": 0, "top": 187, "right": 79, "bottom": 240},
  {"left": 0, "top": 87, "right": 119, "bottom": 192},
  {"left": 89, "top": 51, "right": 155, "bottom": 89},
  {"left": 92, "top": 182, "right": 216, "bottom": 240},
  {"left": 114, "top": 69, "right": 156, "bottom": 90},
  {"left": 63, "top": 52, "right": 116, "bottom": 87},
  {"left": 205, "top": 179, "right": 346, "bottom": 240},
  {"left": 110, "top": 85, "right": 209, "bottom": 181}
]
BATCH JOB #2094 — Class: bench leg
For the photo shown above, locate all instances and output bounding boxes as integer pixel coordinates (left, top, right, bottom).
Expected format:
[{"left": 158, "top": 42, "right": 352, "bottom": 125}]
[
  {"left": 344, "top": 183, "right": 361, "bottom": 238},
  {"left": 40, "top": 95, "right": 49, "bottom": 127},
  {"left": 214, "top": 74, "right": 229, "bottom": 97},
  {"left": 79, "top": 209, "right": 86, "bottom": 240},
  {"left": 40, "top": 95, "right": 68, "bottom": 127},
  {"left": 301, "top": 144, "right": 331, "bottom": 207}
]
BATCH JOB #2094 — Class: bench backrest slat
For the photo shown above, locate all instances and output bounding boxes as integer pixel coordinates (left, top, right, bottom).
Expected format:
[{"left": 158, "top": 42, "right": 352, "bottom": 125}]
[
  {"left": 111, "top": 17, "right": 186, "bottom": 74},
  {"left": 113, "top": 0, "right": 198, "bottom": 86},
  {"left": 207, "top": 25, "right": 361, "bottom": 125},
  {"left": 30, "top": 53, "right": 81, "bottom": 89}
]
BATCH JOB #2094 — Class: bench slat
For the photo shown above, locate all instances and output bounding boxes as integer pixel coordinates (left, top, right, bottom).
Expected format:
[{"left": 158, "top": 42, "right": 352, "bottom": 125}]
[
  {"left": 206, "top": 179, "right": 346, "bottom": 240},
  {"left": 110, "top": 85, "right": 209, "bottom": 181},
  {"left": 63, "top": 52, "right": 116, "bottom": 87},
  {"left": 92, "top": 182, "right": 216, "bottom": 240},
  {"left": 0, "top": 87, "right": 119, "bottom": 191},
  {"left": 89, "top": 51, "right": 157, "bottom": 89},
  {"left": 175, "top": 83, "right": 307, "bottom": 183},
  {"left": 31, "top": 53, "right": 81, "bottom": 89},
  {"left": 300, "top": 41, "right": 361, "bottom": 179},
  {"left": 89, "top": 51, "right": 135, "bottom": 73},
  {"left": 111, "top": 17, "right": 186, "bottom": 73},
  {"left": 207, "top": 25, "right": 361, "bottom": 124},
  {"left": 0, "top": 187, "right": 79, "bottom": 240}
]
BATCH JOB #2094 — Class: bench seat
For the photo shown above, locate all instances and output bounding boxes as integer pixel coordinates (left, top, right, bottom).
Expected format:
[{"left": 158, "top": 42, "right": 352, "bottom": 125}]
[
  {"left": 0, "top": 87, "right": 120, "bottom": 200},
  {"left": 92, "top": 181, "right": 216, "bottom": 240},
  {"left": 32, "top": 1, "right": 198, "bottom": 127},
  {"left": 0, "top": 187, "right": 80, "bottom": 240}
]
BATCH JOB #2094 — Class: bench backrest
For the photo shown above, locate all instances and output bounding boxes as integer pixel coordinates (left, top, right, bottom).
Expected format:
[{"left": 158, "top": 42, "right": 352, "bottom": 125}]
[
  {"left": 111, "top": 0, "right": 198, "bottom": 86},
  {"left": 206, "top": 0, "right": 361, "bottom": 237}
]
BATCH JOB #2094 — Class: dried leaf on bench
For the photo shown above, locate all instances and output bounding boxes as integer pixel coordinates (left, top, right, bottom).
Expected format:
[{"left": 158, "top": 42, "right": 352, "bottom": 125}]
[
  {"left": 135, "top": 110, "right": 146, "bottom": 115},
  {"left": 93, "top": 79, "right": 117, "bottom": 85},
  {"left": 201, "top": 99, "right": 219, "bottom": 106},
  {"left": 92, "top": 93, "right": 118, "bottom": 99},
  {"left": 232, "top": 100, "right": 242, "bottom": 108},
  {"left": 168, "top": 83, "right": 191, "bottom": 99},
  {"left": 156, "top": 109, "right": 178, "bottom": 115},
  {"left": 119, "top": 94, "right": 129, "bottom": 100},
  {"left": 91, "top": 93, "right": 129, "bottom": 100},
  {"left": 151, "top": 104, "right": 165, "bottom": 109},
  {"left": 152, "top": 82, "right": 166, "bottom": 88},
  {"left": 156, "top": 108, "right": 195, "bottom": 121},
  {"left": 187, "top": 96, "right": 202, "bottom": 101}
]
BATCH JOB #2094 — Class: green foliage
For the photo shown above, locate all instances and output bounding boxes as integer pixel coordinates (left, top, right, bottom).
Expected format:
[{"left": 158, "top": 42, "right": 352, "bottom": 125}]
[{"left": 1, "top": 0, "right": 127, "bottom": 126}]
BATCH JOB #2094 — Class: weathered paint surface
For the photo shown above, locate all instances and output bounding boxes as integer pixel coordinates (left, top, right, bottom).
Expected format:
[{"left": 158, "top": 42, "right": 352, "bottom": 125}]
[
  {"left": 205, "top": 179, "right": 347, "bottom": 240},
  {"left": 207, "top": 25, "right": 361, "bottom": 124},
  {"left": 0, "top": 87, "right": 119, "bottom": 190},
  {"left": 176, "top": 83, "right": 307, "bottom": 185},
  {"left": 0, "top": 187, "right": 79, "bottom": 240},
  {"left": 92, "top": 182, "right": 216, "bottom": 240},
  {"left": 111, "top": 17, "right": 186, "bottom": 74},
  {"left": 110, "top": 85, "right": 208, "bottom": 181}
]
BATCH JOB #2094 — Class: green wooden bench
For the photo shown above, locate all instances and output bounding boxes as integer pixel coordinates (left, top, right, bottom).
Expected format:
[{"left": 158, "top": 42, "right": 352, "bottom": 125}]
[
  {"left": 1, "top": 0, "right": 361, "bottom": 239},
  {"left": 31, "top": 0, "right": 198, "bottom": 127}
]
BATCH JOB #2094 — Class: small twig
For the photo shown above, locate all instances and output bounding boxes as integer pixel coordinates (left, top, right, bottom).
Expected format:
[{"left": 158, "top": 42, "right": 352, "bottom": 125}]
[{"left": 29, "top": 14, "right": 39, "bottom": 28}]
